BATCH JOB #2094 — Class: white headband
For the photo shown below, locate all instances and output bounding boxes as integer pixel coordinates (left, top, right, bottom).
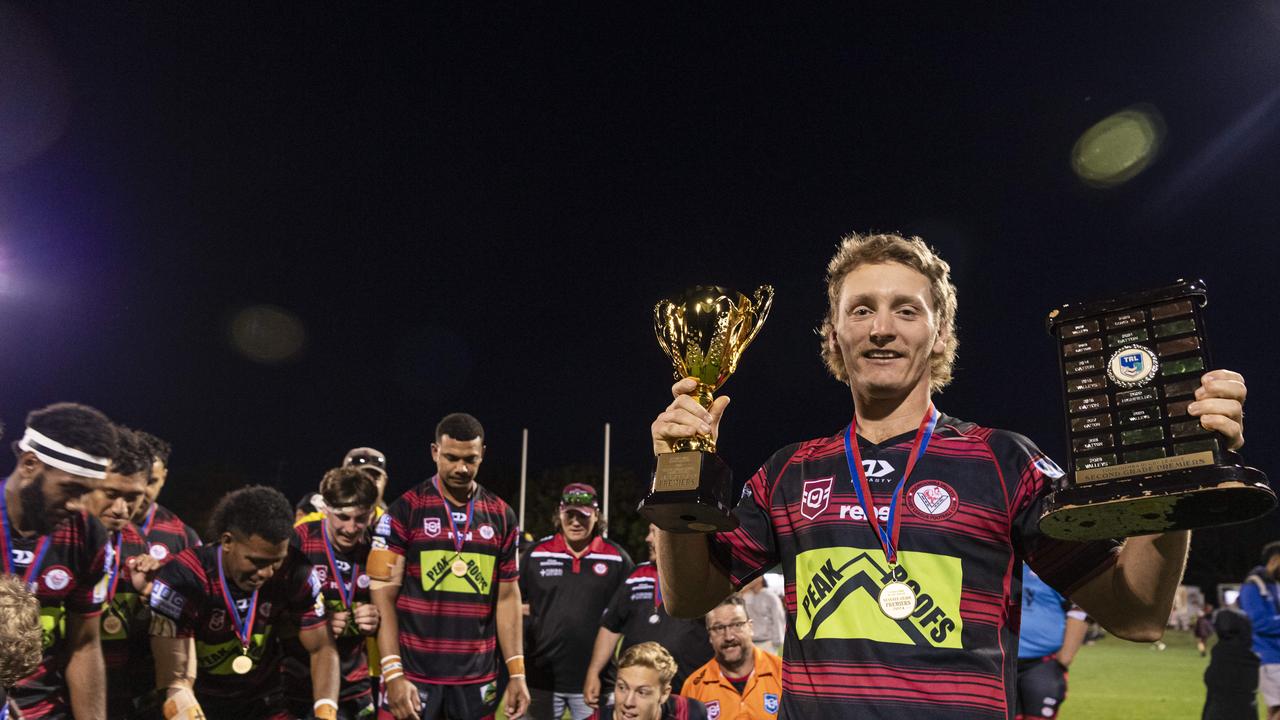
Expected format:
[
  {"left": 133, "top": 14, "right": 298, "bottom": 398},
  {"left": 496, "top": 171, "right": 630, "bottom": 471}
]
[{"left": 18, "top": 426, "right": 109, "bottom": 480}]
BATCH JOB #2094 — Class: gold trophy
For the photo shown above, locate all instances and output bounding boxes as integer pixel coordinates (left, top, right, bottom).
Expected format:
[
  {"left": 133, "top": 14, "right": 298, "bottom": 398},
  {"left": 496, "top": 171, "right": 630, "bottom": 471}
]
[{"left": 640, "top": 285, "right": 774, "bottom": 533}]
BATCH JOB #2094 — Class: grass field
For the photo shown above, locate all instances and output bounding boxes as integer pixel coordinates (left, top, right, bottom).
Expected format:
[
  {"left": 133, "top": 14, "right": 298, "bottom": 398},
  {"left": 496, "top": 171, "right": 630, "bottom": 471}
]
[{"left": 1060, "top": 628, "right": 1260, "bottom": 720}]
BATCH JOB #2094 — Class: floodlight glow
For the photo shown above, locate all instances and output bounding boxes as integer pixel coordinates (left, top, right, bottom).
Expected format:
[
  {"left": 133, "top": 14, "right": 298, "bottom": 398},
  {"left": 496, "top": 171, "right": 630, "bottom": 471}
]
[
  {"left": 1071, "top": 105, "right": 1165, "bottom": 188},
  {"left": 229, "top": 304, "right": 306, "bottom": 364}
]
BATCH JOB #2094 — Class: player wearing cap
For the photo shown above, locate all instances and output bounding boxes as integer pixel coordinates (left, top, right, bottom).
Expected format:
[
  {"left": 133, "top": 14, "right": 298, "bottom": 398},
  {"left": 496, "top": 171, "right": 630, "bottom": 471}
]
[
  {"left": 149, "top": 485, "right": 339, "bottom": 719},
  {"left": 81, "top": 427, "right": 167, "bottom": 719},
  {"left": 583, "top": 526, "right": 711, "bottom": 711},
  {"left": 586, "top": 643, "right": 707, "bottom": 720},
  {"left": 131, "top": 431, "right": 201, "bottom": 563},
  {"left": 285, "top": 466, "right": 382, "bottom": 719},
  {"left": 344, "top": 448, "right": 390, "bottom": 511},
  {"left": 522, "top": 483, "right": 634, "bottom": 720},
  {"left": 369, "top": 413, "right": 528, "bottom": 720},
  {"left": 4, "top": 403, "right": 116, "bottom": 719},
  {"left": 680, "top": 595, "right": 782, "bottom": 720}
]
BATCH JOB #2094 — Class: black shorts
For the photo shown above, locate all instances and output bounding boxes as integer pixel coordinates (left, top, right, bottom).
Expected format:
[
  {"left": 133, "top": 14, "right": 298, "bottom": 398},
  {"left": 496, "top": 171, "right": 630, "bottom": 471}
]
[
  {"left": 376, "top": 679, "right": 499, "bottom": 720},
  {"left": 1015, "top": 656, "right": 1068, "bottom": 719}
]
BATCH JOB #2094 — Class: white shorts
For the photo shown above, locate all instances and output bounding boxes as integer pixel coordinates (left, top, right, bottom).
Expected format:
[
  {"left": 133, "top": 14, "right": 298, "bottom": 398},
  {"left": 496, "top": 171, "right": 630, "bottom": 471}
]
[{"left": 1260, "top": 664, "right": 1280, "bottom": 707}]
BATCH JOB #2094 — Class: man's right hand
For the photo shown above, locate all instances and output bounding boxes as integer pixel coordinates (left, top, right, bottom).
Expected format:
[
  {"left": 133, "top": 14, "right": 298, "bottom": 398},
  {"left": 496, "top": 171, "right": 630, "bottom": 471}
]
[
  {"left": 650, "top": 377, "right": 731, "bottom": 455},
  {"left": 386, "top": 675, "right": 422, "bottom": 720},
  {"left": 583, "top": 673, "right": 602, "bottom": 709}
]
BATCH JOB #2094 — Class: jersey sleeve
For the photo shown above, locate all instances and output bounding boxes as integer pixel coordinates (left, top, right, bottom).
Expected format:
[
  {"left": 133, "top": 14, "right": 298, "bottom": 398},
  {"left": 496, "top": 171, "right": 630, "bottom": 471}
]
[
  {"left": 498, "top": 504, "right": 519, "bottom": 583},
  {"left": 67, "top": 514, "right": 109, "bottom": 616},
  {"left": 285, "top": 546, "right": 327, "bottom": 631},
  {"left": 183, "top": 524, "right": 202, "bottom": 548},
  {"left": 708, "top": 449, "right": 788, "bottom": 588},
  {"left": 995, "top": 431, "right": 1121, "bottom": 597},
  {"left": 599, "top": 571, "right": 633, "bottom": 633},
  {"left": 149, "top": 551, "right": 205, "bottom": 638},
  {"left": 375, "top": 493, "right": 412, "bottom": 557}
]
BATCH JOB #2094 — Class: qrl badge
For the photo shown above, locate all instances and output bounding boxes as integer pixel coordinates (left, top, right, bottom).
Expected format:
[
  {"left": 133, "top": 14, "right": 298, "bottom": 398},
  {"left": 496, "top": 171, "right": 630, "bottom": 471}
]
[
  {"left": 1106, "top": 344, "right": 1158, "bottom": 388},
  {"left": 801, "top": 477, "right": 833, "bottom": 520},
  {"left": 424, "top": 518, "right": 441, "bottom": 537}
]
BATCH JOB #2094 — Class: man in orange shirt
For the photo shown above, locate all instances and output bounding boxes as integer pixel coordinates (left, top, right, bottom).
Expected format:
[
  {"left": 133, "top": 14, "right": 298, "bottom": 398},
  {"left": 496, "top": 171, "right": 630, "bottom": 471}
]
[{"left": 680, "top": 596, "right": 783, "bottom": 719}]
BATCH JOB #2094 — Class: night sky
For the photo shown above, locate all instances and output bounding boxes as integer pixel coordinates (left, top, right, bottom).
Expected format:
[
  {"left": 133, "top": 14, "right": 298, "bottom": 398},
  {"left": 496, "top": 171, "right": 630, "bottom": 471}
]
[{"left": 2, "top": 3, "right": 1279, "bottom": 581}]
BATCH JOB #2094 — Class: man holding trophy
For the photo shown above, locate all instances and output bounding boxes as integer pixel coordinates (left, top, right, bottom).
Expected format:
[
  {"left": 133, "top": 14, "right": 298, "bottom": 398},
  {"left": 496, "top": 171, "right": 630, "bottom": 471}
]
[{"left": 645, "top": 232, "right": 1252, "bottom": 719}]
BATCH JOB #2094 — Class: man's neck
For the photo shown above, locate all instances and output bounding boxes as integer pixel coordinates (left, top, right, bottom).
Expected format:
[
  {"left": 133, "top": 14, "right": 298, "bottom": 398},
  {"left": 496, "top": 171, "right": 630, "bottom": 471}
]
[
  {"left": 851, "top": 384, "right": 933, "bottom": 444},
  {"left": 441, "top": 480, "right": 476, "bottom": 506},
  {"left": 3, "top": 476, "right": 33, "bottom": 537},
  {"left": 133, "top": 499, "right": 156, "bottom": 525}
]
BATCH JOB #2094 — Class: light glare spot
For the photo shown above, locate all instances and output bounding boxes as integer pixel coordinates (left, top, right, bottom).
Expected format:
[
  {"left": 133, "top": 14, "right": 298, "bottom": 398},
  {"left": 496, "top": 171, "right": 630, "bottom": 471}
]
[
  {"left": 1072, "top": 105, "right": 1165, "bottom": 188},
  {"left": 229, "top": 305, "right": 306, "bottom": 364}
]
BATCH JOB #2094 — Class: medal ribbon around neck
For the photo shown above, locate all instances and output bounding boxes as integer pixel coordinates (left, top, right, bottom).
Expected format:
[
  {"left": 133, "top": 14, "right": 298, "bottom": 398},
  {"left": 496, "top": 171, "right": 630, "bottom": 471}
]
[
  {"left": 321, "top": 521, "right": 357, "bottom": 609},
  {"left": 843, "top": 404, "right": 939, "bottom": 565},
  {"left": 216, "top": 547, "right": 259, "bottom": 655},
  {"left": 140, "top": 503, "right": 157, "bottom": 537},
  {"left": 433, "top": 476, "right": 475, "bottom": 557},
  {"left": 104, "top": 532, "right": 125, "bottom": 603},
  {"left": 0, "top": 482, "right": 53, "bottom": 589}
]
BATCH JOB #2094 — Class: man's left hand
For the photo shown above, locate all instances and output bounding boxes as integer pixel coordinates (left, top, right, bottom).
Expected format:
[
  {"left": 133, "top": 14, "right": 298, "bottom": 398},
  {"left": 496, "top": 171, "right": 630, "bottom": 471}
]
[
  {"left": 1190, "top": 370, "right": 1247, "bottom": 450},
  {"left": 505, "top": 676, "right": 530, "bottom": 719}
]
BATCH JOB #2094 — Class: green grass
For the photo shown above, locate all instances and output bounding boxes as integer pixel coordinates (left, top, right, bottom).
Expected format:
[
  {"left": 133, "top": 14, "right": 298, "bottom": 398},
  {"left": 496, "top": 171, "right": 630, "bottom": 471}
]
[{"left": 1061, "top": 628, "right": 1262, "bottom": 720}]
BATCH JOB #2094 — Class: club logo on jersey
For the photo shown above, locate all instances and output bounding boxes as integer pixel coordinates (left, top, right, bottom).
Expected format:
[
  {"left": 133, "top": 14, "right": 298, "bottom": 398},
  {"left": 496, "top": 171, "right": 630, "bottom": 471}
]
[
  {"left": 210, "top": 609, "right": 226, "bottom": 631},
  {"left": 593, "top": 562, "right": 608, "bottom": 576},
  {"left": 706, "top": 700, "right": 721, "bottom": 720},
  {"left": 42, "top": 567, "right": 71, "bottom": 591},
  {"left": 801, "top": 477, "right": 833, "bottom": 520},
  {"left": 907, "top": 480, "right": 958, "bottom": 521},
  {"left": 357, "top": 573, "right": 370, "bottom": 589},
  {"left": 424, "top": 518, "right": 441, "bottom": 537},
  {"left": 478, "top": 524, "right": 495, "bottom": 541},
  {"left": 313, "top": 566, "right": 328, "bottom": 582},
  {"left": 308, "top": 568, "right": 324, "bottom": 598},
  {"left": 795, "top": 547, "right": 962, "bottom": 649},
  {"left": 862, "top": 459, "right": 895, "bottom": 479},
  {"left": 1033, "top": 456, "right": 1065, "bottom": 480},
  {"left": 149, "top": 544, "right": 169, "bottom": 560},
  {"left": 763, "top": 693, "right": 779, "bottom": 714}
]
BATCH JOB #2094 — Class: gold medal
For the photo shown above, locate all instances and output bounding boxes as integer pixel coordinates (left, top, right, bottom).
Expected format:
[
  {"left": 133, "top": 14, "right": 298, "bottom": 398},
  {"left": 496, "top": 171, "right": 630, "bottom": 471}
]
[
  {"left": 451, "top": 558, "right": 468, "bottom": 577},
  {"left": 231, "top": 654, "right": 253, "bottom": 674},
  {"left": 878, "top": 581, "right": 917, "bottom": 619},
  {"left": 102, "top": 615, "right": 123, "bottom": 634}
]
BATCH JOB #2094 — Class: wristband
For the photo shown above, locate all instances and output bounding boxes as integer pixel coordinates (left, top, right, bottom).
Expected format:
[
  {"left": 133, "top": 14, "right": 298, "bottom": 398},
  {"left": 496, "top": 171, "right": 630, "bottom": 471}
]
[
  {"left": 383, "top": 670, "right": 405, "bottom": 683},
  {"left": 314, "top": 699, "right": 338, "bottom": 720},
  {"left": 162, "top": 689, "right": 203, "bottom": 720},
  {"left": 382, "top": 662, "right": 403, "bottom": 674},
  {"left": 505, "top": 655, "right": 525, "bottom": 675}
]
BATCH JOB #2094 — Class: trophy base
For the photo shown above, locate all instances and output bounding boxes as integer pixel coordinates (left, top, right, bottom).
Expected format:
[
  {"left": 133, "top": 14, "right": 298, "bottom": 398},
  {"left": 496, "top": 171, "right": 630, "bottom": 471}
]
[
  {"left": 1039, "top": 463, "right": 1275, "bottom": 541},
  {"left": 639, "top": 451, "right": 739, "bottom": 534}
]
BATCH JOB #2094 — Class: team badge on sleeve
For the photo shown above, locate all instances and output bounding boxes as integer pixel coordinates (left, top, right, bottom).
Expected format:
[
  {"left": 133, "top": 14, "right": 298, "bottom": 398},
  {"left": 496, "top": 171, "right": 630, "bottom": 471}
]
[
  {"left": 1033, "top": 456, "right": 1065, "bottom": 480},
  {"left": 763, "top": 694, "right": 779, "bottom": 714},
  {"left": 706, "top": 700, "right": 720, "bottom": 720},
  {"left": 374, "top": 514, "right": 392, "bottom": 537}
]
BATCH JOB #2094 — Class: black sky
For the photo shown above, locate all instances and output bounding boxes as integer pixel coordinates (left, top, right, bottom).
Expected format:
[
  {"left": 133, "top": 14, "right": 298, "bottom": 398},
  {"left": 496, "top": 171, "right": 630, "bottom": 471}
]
[{"left": 2, "top": 3, "right": 1279, "bottom": 576}]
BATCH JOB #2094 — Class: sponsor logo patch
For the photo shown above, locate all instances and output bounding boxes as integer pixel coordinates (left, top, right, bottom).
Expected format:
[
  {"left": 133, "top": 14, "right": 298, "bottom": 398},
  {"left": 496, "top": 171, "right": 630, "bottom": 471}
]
[
  {"left": 861, "top": 459, "right": 895, "bottom": 479},
  {"left": 374, "top": 514, "right": 392, "bottom": 537},
  {"left": 10, "top": 548, "right": 34, "bottom": 566},
  {"left": 706, "top": 700, "right": 720, "bottom": 720},
  {"left": 210, "top": 609, "right": 226, "bottom": 631},
  {"left": 150, "top": 579, "right": 187, "bottom": 619},
  {"left": 801, "top": 477, "right": 833, "bottom": 520},
  {"left": 907, "top": 480, "right": 958, "bottom": 521},
  {"left": 763, "top": 693, "right": 779, "bottom": 714},
  {"left": 43, "top": 567, "right": 71, "bottom": 591},
  {"left": 1033, "top": 456, "right": 1065, "bottom": 480}
]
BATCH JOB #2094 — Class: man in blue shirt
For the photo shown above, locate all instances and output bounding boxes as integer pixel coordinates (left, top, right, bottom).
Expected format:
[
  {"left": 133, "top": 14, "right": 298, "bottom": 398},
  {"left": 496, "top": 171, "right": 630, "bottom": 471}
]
[
  {"left": 1016, "top": 565, "right": 1088, "bottom": 719},
  {"left": 1238, "top": 541, "right": 1280, "bottom": 720}
]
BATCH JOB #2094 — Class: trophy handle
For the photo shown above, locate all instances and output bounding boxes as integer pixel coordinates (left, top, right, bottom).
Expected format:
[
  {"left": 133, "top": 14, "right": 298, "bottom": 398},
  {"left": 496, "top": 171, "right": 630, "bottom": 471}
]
[{"left": 653, "top": 300, "right": 687, "bottom": 378}]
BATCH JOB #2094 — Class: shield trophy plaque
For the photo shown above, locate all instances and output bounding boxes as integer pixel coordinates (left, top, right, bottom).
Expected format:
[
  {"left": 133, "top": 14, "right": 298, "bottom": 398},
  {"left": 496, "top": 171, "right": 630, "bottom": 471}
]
[
  {"left": 1039, "top": 279, "right": 1274, "bottom": 540},
  {"left": 639, "top": 285, "right": 773, "bottom": 533}
]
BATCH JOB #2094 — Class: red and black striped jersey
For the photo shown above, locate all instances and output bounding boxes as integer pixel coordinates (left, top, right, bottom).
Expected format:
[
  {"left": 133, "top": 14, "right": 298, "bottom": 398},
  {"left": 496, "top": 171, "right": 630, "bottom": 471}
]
[
  {"left": 284, "top": 518, "right": 373, "bottom": 704},
  {"left": 7, "top": 509, "right": 108, "bottom": 719},
  {"left": 373, "top": 476, "right": 518, "bottom": 684},
  {"left": 588, "top": 695, "right": 710, "bottom": 720},
  {"left": 101, "top": 523, "right": 152, "bottom": 719},
  {"left": 521, "top": 533, "right": 634, "bottom": 692},
  {"left": 599, "top": 563, "right": 713, "bottom": 695},
  {"left": 136, "top": 502, "right": 201, "bottom": 563},
  {"left": 148, "top": 543, "right": 326, "bottom": 704},
  {"left": 707, "top": 414, "right": 1121, "bottom": 720}
]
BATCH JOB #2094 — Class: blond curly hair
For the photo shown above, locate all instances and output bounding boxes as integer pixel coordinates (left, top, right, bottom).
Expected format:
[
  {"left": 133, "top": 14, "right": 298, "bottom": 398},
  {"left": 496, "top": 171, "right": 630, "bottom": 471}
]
[
  {"left": 0, "top": 574, "right": 42, "bottom": 687},
  {"left": 818, "top": 232, "right": 959, "bottom": 394},
  {"left": 617, "top": 641, "right": 678, "bottom": 688}
]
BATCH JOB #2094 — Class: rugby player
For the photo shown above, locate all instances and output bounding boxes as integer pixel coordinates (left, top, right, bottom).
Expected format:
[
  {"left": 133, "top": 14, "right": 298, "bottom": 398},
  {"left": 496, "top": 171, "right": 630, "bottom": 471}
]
[
  {"left": 583, "top": 526, "right": 711, "bottom": 710},
  {"left": 4, "top": 403, "right": 116, "bottom": 719},
  {"left": 149, "top": 485, "right": 339, "bottom": 719},
  {"left": 522, "top": 483, "right": 633, "bottom": 720},
  {"left": 369, "top": 413, "right": 528, "bottom": 720},
  {"left": 286, "top": 466, "right": 381, "bottom": 719},
  {"left": 131, "top": 431, "right": 201, "bottom": 561},
  {"left": 650, "top": 232, "right": 1249, "bottom": 718},
  {"left": 680, "top": 595, "right": 782, "bottom": 720},
  {"left": 586, "top": 643, "right": 706, "bottom": 720},
  {"left": 82, "top": 426, "right": 166, "bottom": 719},
  {"left": 344, "top": 447, "right": 389, "bottom": 511}
]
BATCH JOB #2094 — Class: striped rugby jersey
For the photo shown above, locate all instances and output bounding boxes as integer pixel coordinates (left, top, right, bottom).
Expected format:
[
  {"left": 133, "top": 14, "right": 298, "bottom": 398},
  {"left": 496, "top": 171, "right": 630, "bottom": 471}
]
[
  {"left": 102, "top": 522, "right": 152, "bottom": 719},
  {"left": 284, "top": 518, "right": 373, "bottom": 705},
  {"left": 136, "top": 502, "right": 201, "bottom": 562},
  {"left": 373, "top": 476, "right": 519, "bottom": 684},
  {"left": 708, "top": 413, "right": 1121, "bottom": 720},
  {"left": 148, "top": 543, "right": 326, "bottom": 706},
  {"left": 7, "top": 509, "right": 108, "bottom": 719},
  {"left": 521, "top": 533, "right": 633, "bottom": 692}
]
